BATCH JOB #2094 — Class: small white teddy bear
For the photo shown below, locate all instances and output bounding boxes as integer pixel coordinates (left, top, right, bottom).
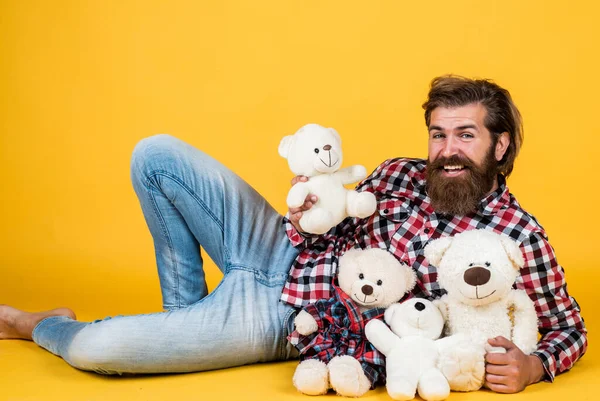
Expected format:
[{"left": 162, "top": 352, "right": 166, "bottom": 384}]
[
  {"left": 424, "top": 229, "right": 539, "bottom": 391},
  {"left": 290, "top": 248, "right": 416, "bottom": 397},
  {"left": 365, "top": 298, "right": 451, "bottom": 401},
  {"left": 279, "top": 123, "right": 377, "bottom": 234}
]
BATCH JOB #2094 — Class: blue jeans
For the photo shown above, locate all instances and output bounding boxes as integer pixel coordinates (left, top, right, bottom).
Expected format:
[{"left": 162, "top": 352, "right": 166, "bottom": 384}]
[{"left": 32, "top": 134, "right": 299, "bottom": 374}]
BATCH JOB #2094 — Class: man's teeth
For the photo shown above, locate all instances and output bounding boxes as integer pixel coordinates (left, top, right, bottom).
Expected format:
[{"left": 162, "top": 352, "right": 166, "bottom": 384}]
[{"left": 444, "top": 165, "right": 464, "bottom": 170}]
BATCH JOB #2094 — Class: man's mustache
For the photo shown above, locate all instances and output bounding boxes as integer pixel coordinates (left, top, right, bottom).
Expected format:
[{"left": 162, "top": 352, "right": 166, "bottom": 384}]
[{"left": 429, "top": 155, "right": 476, "bottom": 171}]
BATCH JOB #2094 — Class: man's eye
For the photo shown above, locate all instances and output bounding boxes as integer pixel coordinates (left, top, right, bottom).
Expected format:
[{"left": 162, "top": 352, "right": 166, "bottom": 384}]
[
  {"left": 432, "top": 133, "right": 444, "bottom": 139},
  {"left": 460, "top": 133, "right": 474, "bottom": 139}
]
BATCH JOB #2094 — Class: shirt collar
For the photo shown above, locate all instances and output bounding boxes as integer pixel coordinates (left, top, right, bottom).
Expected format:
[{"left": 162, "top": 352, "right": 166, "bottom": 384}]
[{"left": 478, "top": 174, "right": 511, "bottom": 216}]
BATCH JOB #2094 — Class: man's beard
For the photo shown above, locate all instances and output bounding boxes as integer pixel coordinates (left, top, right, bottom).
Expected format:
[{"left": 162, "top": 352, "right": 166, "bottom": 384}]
[{"left": 425, "top": 147, "right": 498, "bottom": 216}]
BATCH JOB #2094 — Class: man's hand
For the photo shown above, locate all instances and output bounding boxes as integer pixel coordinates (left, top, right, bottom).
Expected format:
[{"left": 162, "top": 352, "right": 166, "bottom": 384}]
[
  {"left": 288, "top": 176, "right": 318, "bottom": 233},
  {"left": 484, "top": 336, "right": 545, "bottom": 393}
]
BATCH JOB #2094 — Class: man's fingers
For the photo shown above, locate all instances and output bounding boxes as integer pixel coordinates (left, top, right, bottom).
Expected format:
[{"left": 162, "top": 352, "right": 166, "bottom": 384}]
[
  {"left": 485, "top": 373, "right": 507, "bottom": 385},
  {"left": 289, "top": 211, "right": 303, "bottom": 222},
  {"left": 291, "top": 176, "right": 308, "bottom": 186},
  {"left": 485, "top": 351, "right": 509, "bottom": 365},
  {"left": 488, "top": 336, "right": 516, "bottom": 351},
  {"left": 485, "top": 382, "right": 511, "bottom": 394},
  {"left": 485, "top": 363, "right": 511, "bottom": 376}
]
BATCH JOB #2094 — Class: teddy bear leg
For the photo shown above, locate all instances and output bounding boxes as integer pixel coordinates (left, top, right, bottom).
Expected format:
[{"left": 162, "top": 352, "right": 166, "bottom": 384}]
[
  {"left": 292, "top": 359, "right": 330, "bottom": 395},
  {"left": 386, "top": 369, "right": 419, "bottom": 401},
  {"left": 417, "top": 368, "right": 450, "bottom": 401},
  {"left": 327, "top": 355, "right": 372, "bottom": 397},
  {"left": 299, "top": 208, "right": 335, "bottom": 235},
  {"left": 346, "top": 190, "right": 377, "bottom": 219},
  {"left": 437, "top": 341, "right": 485, "bottom": 392}
]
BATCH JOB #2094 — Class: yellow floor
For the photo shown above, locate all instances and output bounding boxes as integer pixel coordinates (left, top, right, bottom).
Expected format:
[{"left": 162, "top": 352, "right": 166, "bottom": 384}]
[{"left": 1, "top": 261, "right": 596, "bottom": 400}]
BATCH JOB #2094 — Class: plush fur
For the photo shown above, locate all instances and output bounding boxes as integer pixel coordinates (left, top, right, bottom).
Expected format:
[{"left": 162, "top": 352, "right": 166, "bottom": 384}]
[
  {"left": 279, "top": 123, "right": 377, "bottom": 234},
  {"left": 424, "top": 229, "right": 539, "bottom": 391},
  {"left": 365, "top": 298, "right": 451, "bottom": 401},
  {"left": 292, "top": 248, "right": 416, "bottom": 397}
]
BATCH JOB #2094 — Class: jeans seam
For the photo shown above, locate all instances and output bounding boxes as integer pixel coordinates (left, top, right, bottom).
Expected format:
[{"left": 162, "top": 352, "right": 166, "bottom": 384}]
[
  {"left": 145, "top": 170, "right": 233, "bottom": 273},
  {"left": 146, "top": 177, "right": 181, "bottom": 308}
]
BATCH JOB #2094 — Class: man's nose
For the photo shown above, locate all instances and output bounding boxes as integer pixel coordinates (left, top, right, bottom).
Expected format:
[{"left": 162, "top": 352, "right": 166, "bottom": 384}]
[{"left": 441, "top": 136, "right": 458, "bottom": 158}]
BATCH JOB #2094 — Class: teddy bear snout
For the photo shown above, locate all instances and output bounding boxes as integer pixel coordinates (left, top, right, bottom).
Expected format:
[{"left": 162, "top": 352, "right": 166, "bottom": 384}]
[
  {"left": 414, "top": 301, "right": 425, "bottom": 311},
  {"left": 323, "top": 144, "right": 332, "bottom": 151},
  {"left": 463, "top": 267, "right": 491, "bottom": 286},
  {"left": 361, "top": 285, "right": 374, "bottom": 296}
]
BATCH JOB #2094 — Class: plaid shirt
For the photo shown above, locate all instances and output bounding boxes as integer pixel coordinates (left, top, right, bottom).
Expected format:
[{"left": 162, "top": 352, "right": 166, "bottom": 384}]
[
  {"left": 281, "top": 157, "right": 587, "bottom": 382},
  {"left": 288, "top": 282, "right": 387, "bottom": 387}
]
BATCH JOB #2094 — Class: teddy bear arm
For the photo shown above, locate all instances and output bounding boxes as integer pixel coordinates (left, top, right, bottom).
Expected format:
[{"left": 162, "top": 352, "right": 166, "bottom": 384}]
[
  {"left": 286, "top": 182, "right": 310, "bottom": 208},
  {"left": 365, "top": 319, "right": 399, "bottom": 356},
  {"left": 336, "top": 165, "right": 367, "bottom": 184},
  {"left": 508, "top": 290, "right": 539, "bottom": 354},
  {"left": 294, "top": 309, "right": 319, "bottom": 336}
]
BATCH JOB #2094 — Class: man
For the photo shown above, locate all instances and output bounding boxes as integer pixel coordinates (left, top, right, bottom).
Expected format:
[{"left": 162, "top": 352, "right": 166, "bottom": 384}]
[{"left": 0, "top": 75, "right": 586, "bottom": 394}]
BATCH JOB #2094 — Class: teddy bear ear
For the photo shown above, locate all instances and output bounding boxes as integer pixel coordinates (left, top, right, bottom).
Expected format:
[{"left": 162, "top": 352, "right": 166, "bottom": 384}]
[
  {"left": 499, "top": 235, "right": 525, "bottom": 270},
  {"left": 423, "top": 236, "right": 453, "bottom": 267},
  {"left": 384, "top": 303, "right": 401, "bottom": 325},
  {"left": 328, "top": 127, "right": 341, "bottom": 144},
  {"left": 278, "top": 135, "right": 294, "bottom": 159},
  {"left": 403, "top": 264, "right": 417, "bottom": 293}
]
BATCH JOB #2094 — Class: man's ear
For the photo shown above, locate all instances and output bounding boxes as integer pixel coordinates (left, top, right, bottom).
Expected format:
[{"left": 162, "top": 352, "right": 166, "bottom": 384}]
[
  {"left": 495, "top": 131, "right": 510, "bottom": 162},
  {"left": 278, "top": 135, "right": 294, "bottom": 159},
  {"left": 499, "top": 235, "right": 525, "bottom": 270},
  {"left": 423, "top": 236, "right": 453, "bottom": 267}
]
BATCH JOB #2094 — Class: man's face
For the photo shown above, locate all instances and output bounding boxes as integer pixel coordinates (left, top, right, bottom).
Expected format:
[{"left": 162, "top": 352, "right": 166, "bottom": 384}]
[{"left": 425, "top": 103, "right": 507, "bottom": 215}]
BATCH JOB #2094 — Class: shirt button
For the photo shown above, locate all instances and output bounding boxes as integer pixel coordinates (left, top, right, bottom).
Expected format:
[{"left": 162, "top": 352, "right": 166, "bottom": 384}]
[
  {"left": 424, "top": 228, "right": 430, "bottom": 234},
  {"left": 383, "top": 209, "right": 389, "bottom": 214}
]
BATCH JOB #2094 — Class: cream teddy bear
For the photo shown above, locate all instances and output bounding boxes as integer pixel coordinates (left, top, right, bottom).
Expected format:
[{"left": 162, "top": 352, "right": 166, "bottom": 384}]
[
  {"left": 424, "top": 229, "right": 539, "bottom": 391},
  {"left": 290, "top": 248, "right": 417, "bottom": 397},
  {"left": 365, "top": 298, "right": 452, "bottom": 401},
  {"left": 279, "top": 123, "right": 377, "bottom": 234}
]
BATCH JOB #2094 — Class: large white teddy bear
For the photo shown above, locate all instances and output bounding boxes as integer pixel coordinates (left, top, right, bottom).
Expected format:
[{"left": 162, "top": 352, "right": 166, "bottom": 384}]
[
  {"left": 366, "top": 298, "right": 452, "bottom": 401},
  {"left": 424, "top": 229, "right": 539, "bottom": 391},
  {"left": 279, "top": 123, "right": 377, "bottom": 234},
  {"left": 291, "top": 248, "right": 417, "bottom": 397}
]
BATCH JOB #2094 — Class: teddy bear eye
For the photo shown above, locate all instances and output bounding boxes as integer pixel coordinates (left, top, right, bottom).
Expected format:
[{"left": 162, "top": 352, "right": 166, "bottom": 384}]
[
  {"left": 469, "top": 263, "right": 474, "bottom": 267},
  {"left": 485, "top": 262, "right": 491, "bottom": 267},
  {"left": 314, "top": 148, "right": 320, "bottom": 154},
  {"left": 377, "top": 280, "right": 383, "bottom": 286},
  {"left": 359, "top": 273, "right": 364, "bottom": 279}
]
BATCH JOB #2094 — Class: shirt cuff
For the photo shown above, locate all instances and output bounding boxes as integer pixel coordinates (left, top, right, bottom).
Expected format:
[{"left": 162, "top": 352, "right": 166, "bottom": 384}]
[
  {"left": 283, "top": 214, "right": 309, "bottom": 248},
  {"left": 531, "top": 349, "right": 557, "bottom": 383}
]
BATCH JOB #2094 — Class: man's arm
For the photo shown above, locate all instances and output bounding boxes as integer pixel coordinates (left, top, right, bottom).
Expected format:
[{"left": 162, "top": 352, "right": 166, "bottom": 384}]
[{"left": 517, "top": 231, "right": 587, "bottom": 381}]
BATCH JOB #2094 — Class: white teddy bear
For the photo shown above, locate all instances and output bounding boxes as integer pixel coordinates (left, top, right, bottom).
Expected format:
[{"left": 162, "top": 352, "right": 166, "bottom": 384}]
[
  {"left": 290, "top": 248, "right": 417, "bottom": 397},
  {"left": 365, "top": 298, "right": 451, "bottom": 401},
  {"left": 424, "top": 229, "right": 539, "bottom": 391},
  {"left": 279, "top": 123, "right": 377, "bottom": 234}
]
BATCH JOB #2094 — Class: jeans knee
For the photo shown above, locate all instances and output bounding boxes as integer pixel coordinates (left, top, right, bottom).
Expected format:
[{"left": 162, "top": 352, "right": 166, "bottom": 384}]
[
  {"left": 130, "top": 134, "right": 182, "bottom": 185},
  {"left": 65, "top": 329, "right": 123, "bottom": 374}
]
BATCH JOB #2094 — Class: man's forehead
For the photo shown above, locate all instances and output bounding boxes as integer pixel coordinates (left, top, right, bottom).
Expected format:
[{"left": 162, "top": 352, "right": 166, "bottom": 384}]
[{"left": 429, "top": 104, "right": 487, "bottom": 130}]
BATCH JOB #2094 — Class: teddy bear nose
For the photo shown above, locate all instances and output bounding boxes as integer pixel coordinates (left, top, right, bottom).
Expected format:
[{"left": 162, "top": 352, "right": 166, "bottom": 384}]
[
  {"left": 463, "top": 267, "right": 491, "bottom": 286},
  {"left": 323, "top": 144, "right": 332, "bottom": 151},
  {"left": 414, "top": 302, "right": 425, "bottom": 311},
  {"left": 361, "top": 285, "right": 373, "bottom": 296}
]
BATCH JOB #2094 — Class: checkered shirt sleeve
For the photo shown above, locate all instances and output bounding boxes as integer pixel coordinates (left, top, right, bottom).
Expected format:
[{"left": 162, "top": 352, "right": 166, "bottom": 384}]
[{"left": 518, "top": 232, "right": 587, "bottom": 381}]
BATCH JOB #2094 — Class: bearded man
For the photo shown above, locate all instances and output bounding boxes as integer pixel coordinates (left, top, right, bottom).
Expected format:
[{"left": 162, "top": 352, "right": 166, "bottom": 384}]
[{"left": 1, "top": 75, "right": 586, "bottom": 394}]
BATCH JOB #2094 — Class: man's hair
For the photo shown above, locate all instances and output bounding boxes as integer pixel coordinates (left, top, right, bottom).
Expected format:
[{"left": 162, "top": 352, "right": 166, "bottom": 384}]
[{"left": 422, "top": 75, "right": 523, "bottom": 177}]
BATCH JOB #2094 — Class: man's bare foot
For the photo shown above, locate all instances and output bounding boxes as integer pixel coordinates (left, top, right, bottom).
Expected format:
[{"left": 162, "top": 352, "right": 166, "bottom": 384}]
[{"left": 0, "top": 305, "right": 76, "bottom": 340}]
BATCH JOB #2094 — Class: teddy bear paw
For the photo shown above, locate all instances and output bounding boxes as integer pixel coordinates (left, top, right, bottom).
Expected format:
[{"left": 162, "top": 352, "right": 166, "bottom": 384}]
[
  {"left": 438, "top": 343, "right": 485, "bottom": 392},
  {"left": 328, "top": 355, "right": 372, "bottom": 397},
  {"left": 293, "top": 359, "right": 329, "bottom": 395}
]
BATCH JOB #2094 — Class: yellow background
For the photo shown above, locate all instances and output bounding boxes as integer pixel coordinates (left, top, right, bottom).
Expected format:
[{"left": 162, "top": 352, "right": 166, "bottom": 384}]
[{"left": 1, "top": 1, "right": 598, "bottom": 400}]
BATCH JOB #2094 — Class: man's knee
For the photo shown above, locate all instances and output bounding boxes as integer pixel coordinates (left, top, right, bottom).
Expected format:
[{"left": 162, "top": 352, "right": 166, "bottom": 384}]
[
  {"left": 65, "top": 328, "right": 125, "bottom": 374},
  {"left": 130, "top": 134, "right": 184, "bottom": 184}
]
